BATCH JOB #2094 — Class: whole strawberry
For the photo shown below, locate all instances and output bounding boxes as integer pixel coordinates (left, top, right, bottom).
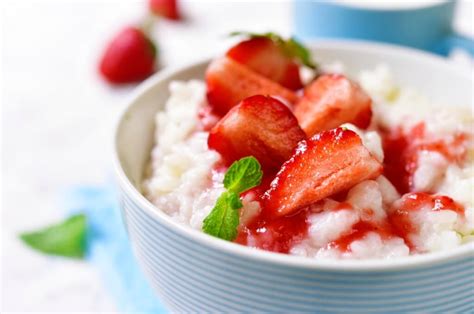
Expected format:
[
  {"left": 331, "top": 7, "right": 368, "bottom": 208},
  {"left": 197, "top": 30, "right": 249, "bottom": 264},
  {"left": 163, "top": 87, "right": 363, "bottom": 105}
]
[
  {"left": 149, "top": 0, "right": 181, "bottom": 20},
  {"left": 99, "top": 26, "right": 156, "bottom": 84}
]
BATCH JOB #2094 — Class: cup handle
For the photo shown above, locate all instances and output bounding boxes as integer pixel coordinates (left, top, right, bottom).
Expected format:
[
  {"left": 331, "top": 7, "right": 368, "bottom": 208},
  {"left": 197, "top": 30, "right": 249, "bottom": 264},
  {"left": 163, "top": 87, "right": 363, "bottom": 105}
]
[{"left": 433, "top": 32, "right": 474, "bottom": 56}]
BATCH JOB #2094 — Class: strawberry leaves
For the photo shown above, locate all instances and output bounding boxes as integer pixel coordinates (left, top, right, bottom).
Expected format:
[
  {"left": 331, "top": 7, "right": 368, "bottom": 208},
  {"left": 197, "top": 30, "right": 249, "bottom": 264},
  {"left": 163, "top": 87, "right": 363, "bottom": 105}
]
[{"left": 284, "top": 37, "right": 316, "bottom": 70}]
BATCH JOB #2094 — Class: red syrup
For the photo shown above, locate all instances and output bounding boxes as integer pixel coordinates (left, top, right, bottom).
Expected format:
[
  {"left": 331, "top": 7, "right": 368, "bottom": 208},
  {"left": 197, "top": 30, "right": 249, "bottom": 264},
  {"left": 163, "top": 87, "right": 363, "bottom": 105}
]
[
  {"left": 381, "top": 125, "right": 418, "bottom": 194},
  {"left": 328, "top": 220, "right": 394, "bottom": 253},
  {"left": 388, "top": 192, "right": 465, "bottom": 249},
  {"left": 197, "top": 104, "right": 221, "bottom": 131},
  {"left": 381, "top": 122, "right": 468, "bottom": 194},
  {"left": 235, "top": 175, "right": 310, "bottom": 254}
]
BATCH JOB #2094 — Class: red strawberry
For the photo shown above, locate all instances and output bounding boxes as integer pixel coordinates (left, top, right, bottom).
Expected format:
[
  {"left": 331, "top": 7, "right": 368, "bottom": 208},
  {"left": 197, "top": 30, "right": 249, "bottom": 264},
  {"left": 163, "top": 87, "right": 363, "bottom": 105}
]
[
  {"left": 149, "top": 0, "right": 181, "bottom": 20},
  {"left": 99, "top": 26, "right": 156, "bottom": 84},
  {"left": 294, "top": 74, "right": 372, "bottom": 137},
  {"left": 279, "top": 62, "right": 304, "bottom": 91},
  {"left": 264, "top": 128, "right": 383, "bottom": 217},
  {"left": 208, "top": 95, "right": 306, "bottom": 172},
  {"left": 226, "top": 37, "right": 303, "bottom": 90},
  {"left": 206, "top": 57, "right": 299, "bottom": 116}
]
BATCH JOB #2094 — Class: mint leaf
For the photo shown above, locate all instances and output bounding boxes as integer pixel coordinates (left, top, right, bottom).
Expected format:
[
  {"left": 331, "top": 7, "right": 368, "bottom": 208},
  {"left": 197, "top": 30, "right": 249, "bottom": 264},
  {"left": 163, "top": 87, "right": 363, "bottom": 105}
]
[
  {"left": 20, "top": 214, "right": 87, "bottom": 259},
  {"left": 203, "top": 157, "right": 263, "bottom": 241},
  {"left": 202, "top": 191, "right": 242, "bottom": 241},
  {"left": 224, "top": 156, "right": 263, "bottom": 194},
  {"left": 229, "top": 31, "right": 317, "bottom": 69}
]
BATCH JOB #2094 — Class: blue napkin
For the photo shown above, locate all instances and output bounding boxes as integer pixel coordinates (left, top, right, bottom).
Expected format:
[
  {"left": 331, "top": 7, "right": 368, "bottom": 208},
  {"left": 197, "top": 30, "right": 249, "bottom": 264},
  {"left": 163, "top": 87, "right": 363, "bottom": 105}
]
[{"left": 63, "top": 185, "right": 167, "bottom": 313}]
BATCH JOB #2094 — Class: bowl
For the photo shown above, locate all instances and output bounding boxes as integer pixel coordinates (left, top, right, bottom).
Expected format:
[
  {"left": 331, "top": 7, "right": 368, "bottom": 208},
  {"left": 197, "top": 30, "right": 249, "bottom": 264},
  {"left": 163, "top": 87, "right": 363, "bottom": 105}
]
[{"left": 114, "top": 40, "right": 474, "bottom": 312}]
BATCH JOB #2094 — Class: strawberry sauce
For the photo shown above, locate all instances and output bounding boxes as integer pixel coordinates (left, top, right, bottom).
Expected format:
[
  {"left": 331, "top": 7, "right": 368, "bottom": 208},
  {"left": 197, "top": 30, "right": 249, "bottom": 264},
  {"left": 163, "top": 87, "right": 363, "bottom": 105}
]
[
  {"left": 381, "top": 126, "right": 418, "bottom": 194},
  {"left": 328, "top": 220, "right": 394, "bottom": 252},
  {"left": 236, "top": 178, "right": 309, "bottom": 253},
  {"left": 236, "top": 209, "right": 310, "bottom": 253},
  {"left": 381, "top": 123, "right": 467, "bottom": 194},
  {"left": 197, "top": 104, "right": 221, "bottom": 131},
  {"left": 388, "top": 192, "right": 464, "bottom": 249}
]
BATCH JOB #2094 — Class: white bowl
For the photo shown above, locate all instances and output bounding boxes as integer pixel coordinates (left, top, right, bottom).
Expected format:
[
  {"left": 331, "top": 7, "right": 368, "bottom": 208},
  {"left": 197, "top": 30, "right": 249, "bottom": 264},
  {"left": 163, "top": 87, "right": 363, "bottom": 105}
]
[{"left": 114, "top": 40, "right": 474, "bottom": 312}]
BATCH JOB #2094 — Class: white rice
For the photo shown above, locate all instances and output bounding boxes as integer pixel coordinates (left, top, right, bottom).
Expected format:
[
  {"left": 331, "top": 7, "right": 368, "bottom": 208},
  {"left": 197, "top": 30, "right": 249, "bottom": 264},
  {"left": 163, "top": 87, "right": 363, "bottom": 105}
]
[
  {"left": 143, "top": 65, "right": 474, "bottom": 260},
  {"left": 143, "top": 81, "right": 222, "bottom": 229}
]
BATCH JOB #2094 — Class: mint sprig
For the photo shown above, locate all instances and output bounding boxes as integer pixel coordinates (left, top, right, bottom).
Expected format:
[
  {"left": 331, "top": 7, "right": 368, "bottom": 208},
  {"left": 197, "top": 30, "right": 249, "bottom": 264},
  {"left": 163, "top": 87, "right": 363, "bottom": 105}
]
[
  {"left": 203, "top": 157, "right": 263, "bottom": 241},
  {"left": 202, "top": 191, "right": 242, "bottom": 241},
  {"left": 229, "top": 31, "right": 317, "bottom": 69},
  {"left": 224, "top": 156, "right": 263, "bottom": 194},
  {"left": 20, "top": 214, "right": 87, "bottom": 259}
]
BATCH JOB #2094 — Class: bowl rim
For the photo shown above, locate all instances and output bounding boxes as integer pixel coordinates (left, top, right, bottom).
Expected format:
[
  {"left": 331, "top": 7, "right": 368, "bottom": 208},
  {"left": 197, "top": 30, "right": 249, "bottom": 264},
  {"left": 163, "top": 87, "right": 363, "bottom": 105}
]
[
  {"left": 318, "top": 0, "right": 451, "bottom": 12},
  {"left": 113, "top": 39, "right": 474, "bottom": 272}
]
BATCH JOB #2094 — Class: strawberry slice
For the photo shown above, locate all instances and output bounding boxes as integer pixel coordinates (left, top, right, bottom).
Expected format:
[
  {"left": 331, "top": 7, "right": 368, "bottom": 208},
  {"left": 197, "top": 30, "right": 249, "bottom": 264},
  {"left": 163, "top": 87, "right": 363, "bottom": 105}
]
[
  {"left": 263, "top": 127, "right": 383, "bottom": 217},
  {"left": 226, "top": 37, "right": 303, "bottom": 90},
  {"left": 208, "top": 95, "right": 306, "bottom": 172},
  {"left": 294, "top": 74, "right": 372, "bottom": 137},
  {"left": 206, "top": 57, "right": 298, "bottom": 116}
]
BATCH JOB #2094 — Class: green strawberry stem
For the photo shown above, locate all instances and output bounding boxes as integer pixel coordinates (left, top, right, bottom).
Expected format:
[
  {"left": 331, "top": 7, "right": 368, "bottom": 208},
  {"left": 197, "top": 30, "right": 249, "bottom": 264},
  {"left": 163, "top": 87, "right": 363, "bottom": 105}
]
[
  {"left": 140, "top": 13, "right": 156, "bottom": 38},
  {"left": 139, "top": 13, "right": 159, "bottom": 65}
]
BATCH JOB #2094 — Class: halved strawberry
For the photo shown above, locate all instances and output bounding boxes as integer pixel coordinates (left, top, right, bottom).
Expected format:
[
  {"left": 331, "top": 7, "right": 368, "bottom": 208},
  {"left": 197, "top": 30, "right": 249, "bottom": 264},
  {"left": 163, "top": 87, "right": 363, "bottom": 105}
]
[
  {"left": 226, "top": 37, "right": 303, "bottom": 90},
  {"left": 263, "top": 127, "right": 383, "bottom": 217},
  {"left": 294, "top": 74, "right": 372, "bottom": 137},
  {"left": 208, "top": 95, "right": 306, "bottom": 172},
  {"left": 206, "top": 57, "right": 298, "bottom": 116}
]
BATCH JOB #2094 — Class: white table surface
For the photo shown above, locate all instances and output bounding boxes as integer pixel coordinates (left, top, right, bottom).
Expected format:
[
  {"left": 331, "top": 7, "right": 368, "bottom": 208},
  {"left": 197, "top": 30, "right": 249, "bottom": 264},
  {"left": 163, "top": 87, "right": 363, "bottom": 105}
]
[{"left": 1, "top": 0, "right": 472, "bottom": 312}]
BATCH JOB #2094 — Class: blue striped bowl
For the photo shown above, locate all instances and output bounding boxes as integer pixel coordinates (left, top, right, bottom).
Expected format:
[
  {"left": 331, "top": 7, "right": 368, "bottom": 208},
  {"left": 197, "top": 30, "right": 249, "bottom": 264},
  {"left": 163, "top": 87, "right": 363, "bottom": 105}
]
[{"left": 114, "top": 41, "right": 474, "bottom": 313}]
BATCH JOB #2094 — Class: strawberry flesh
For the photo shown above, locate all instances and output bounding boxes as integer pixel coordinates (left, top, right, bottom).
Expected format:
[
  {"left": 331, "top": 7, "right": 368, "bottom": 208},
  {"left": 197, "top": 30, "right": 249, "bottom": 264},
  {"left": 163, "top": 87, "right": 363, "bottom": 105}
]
[
  {"left": 226, "top": 37, "right": 303, "bottom": 91},
  {"left": 294, "top": 74, "right": 372, "bottom": 137},
  {"left": 263, "top": 127, "right": 383, "bottom": 217},
  {"left": 208, "top": 95, "right": 306, "bottom": 172},
  {"left": 206, "top": 57, "right": 298, "bottom": 116}
]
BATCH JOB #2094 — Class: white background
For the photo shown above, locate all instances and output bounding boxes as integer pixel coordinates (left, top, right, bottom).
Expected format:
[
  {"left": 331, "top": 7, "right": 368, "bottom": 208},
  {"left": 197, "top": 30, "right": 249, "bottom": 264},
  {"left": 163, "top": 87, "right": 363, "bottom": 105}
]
[{"left": 1, "top": 0, "right": 472, "bottom": 312}]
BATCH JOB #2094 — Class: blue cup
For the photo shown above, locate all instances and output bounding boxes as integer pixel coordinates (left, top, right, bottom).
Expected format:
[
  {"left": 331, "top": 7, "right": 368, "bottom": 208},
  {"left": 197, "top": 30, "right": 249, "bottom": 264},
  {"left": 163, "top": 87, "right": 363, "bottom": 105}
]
[{"left": 293, "top": 0, "right": 474, "bottom": 56}]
